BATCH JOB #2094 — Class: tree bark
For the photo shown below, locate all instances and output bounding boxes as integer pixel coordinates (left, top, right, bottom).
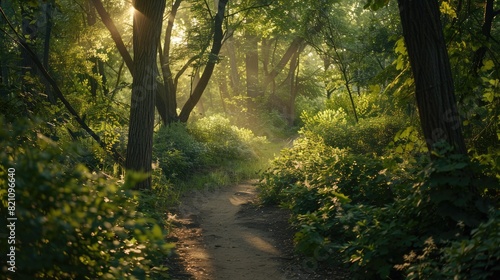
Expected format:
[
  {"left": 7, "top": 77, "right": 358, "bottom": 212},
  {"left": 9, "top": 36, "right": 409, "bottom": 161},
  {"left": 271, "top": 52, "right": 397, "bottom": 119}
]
[
  {"left": 125, "top": 0, "right": 166, "bottom": 190},
  {"left": 263, "top": 37, "right": 304, "bottom": 88},
  {"left": 397, "top": 0, "right": 467, "bottom": 155},
  {"left": 178, "top": 0, "right": 228, "bottom": 122},
  {"left": 471, "top": 0, "right": 499, "bottom": 74},
  {"left": 245, "top": 33, "right": 259, "bottom": 106},
  {"left": 287, "top": 47, "right": 300, "bottom": 125},
  {"left": 225, "top": 37, "right": 241, "bottom": 94},
  {"left": 158, "top": 0, "right": 182, "bottom": 124},
  {"left": 91, "top": 0, "right": 173, "bottom": 126}
]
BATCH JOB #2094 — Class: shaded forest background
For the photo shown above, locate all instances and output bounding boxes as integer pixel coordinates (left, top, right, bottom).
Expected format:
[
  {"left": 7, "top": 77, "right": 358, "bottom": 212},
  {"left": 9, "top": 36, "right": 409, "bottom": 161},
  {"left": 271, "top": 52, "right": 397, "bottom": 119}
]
[{"left": 0, "top": 0, "right": 499, "bottom": 279}]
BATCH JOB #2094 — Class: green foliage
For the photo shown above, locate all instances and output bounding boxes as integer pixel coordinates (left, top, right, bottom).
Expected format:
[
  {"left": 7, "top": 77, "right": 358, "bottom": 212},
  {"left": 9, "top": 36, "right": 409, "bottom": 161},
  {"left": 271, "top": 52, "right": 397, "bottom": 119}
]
[
  {"left": 363, "top": 0, "right": 390, "bottom": 10},
  {"left": 188, "top": 114, "right": 268, "bottom": 164},
  {"left": 439, "top": 210, "right": 500, "bottom": 280},
  {"left": 0, "top": 119, "right": 172, "bottom": 279},
  {"left": 258, "top": 136, "right": 394, "bottom": 259},
  {"left": 153, "top": 115, "right": 268, "bottom": 183},
  {"left": 153, "top": 122, "right": 206, "bottom": 180},
  {"left": 396, "top": 209, "right": 500, "bottom": 280},
  {"left": 339, "top": 144, "right": 498, "bottom": 279},
  {"left": 260, "top": 120, "right": 499, "bottom": 278},
  {"left": 300, "top": 108, "right": 406, "bottom": 155}
]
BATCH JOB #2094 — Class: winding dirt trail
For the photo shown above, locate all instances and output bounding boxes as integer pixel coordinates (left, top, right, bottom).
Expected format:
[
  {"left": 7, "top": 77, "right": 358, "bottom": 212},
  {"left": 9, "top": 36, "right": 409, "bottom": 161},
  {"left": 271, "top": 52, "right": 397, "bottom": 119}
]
[{"left": 166, "top": 182, "right": 347, "bottom": 280}]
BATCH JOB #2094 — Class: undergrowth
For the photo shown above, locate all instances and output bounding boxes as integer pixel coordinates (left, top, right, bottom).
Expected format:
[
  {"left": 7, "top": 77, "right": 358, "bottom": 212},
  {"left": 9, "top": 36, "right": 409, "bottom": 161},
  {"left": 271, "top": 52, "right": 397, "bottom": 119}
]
[
  {"left": 152, "top": 114, "right": 276, "bottom": 205},
  {"left": 258, "top": 108, "right": 500, "bottom": 279},
  {"left": 0, "top": 118, "right": 173, "bottom": 279}
]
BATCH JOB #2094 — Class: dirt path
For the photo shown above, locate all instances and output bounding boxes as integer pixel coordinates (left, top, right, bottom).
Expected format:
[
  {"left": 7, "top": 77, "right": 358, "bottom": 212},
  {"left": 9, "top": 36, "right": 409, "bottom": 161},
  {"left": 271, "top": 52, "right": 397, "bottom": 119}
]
[{"left": 166, "top": 182, "right": 348, "bottom": 280}]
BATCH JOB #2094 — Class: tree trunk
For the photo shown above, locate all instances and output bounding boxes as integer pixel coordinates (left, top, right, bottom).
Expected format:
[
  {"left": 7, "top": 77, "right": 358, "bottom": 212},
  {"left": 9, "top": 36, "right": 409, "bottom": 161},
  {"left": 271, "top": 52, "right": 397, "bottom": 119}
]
[
  {"left": 287, "top": 47, "right": 300, "bottom": 125},
  {"left": 178, "top": 0, "right": 228, "bottom": 122},
  {"left": 42, "top": 2, "right": 56, "bottom": 104},
  {"left": 263, "top": 37, "right": 304, "bottom": 88},
  {"left": 245, "top": 33, "right": 259, "bottom": 108},
  {"left": 471, "top": 0, "right": 499, "bottom": 74},
  {"left": 397, "top": 0, "right": 467, "bottom": 155},
  {"left": 159, "top": 0, "right": 182, "bottom": 124},
  {"left": 92, "top": 0, "right": 173, "bottom": 125},
  {"left": 19, "top": 4, "right": 38, "bottom": 77},
  {"left": 225, "top": 37, "right": 241, "bottom": 94},
  {"left": 261, "top": 37, "right": 272, "bottom": 77},
  {"left": 125, "top": 0, "right": 166, "bottom": 190}
]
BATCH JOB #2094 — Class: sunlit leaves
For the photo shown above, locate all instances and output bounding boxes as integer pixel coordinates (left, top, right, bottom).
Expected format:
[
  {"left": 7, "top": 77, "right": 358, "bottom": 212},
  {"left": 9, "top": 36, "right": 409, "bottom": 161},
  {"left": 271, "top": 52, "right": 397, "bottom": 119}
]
[
  {"left": 363, "top": 0, "right": 390, "bottom": 11},
  {"left": 481, "top": 60, "right": 495, "bottom": 72},
  {"left": 440, "top": 0, "right": 457, "bottom": 19}
]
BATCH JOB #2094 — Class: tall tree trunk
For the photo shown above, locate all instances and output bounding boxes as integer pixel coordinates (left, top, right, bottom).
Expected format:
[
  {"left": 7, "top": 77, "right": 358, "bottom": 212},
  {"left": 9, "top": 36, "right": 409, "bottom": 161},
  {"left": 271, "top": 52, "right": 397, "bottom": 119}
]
[
  {"left": 125, "top": 0, "right": 166, "bottom": 190},
  {"left": 287, "top": 47, "right": 300, "bottom": 125},
  {"left": 42, "top": 1, "right": 56, "bottom": 104},
  {"left": 19, "top": 4, "right": 38, "bottom": 77},
  {"left": 86, "top": 1, "right": 108, "bottom": 98},
  {"left": 159, "top": 0, "right": 182, "bottom": 124},
  {"left": 261, "top": 37, "right": 272, "bottom": 77},
  {"left": 225, "top": 37, "right": 241, "bottom": 95},
  {"left": 89, "top": 56, "right": 99, "bottom": 98},
  {"left": 245, "top": 33, "right": 259, "bottom": 108},
  {"left": 471, "top": 0, "right": 499, "bottom": 74},
  {"left": 98, "top": 58, "right": 109, "bottom": 95},
  {"left": 397, "top": 0, "right": 467, "bottom": 155},
  {"left": 178, "top": 0, "right": 228, "bottom": 122},
  {"left": 217, "top": 58, "right": 229, "bottom": 113},
  {"left": 91, "top": 0, "right": 171, "bottom": 125}
]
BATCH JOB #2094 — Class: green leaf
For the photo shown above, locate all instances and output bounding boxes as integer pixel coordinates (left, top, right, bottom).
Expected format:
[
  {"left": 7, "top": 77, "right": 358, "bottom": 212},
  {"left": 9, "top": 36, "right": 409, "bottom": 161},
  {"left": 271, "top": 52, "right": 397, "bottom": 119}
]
[
  {"left": 151, "top": 224, "right": 164, "bottom": 239},
  {"left": 481, "top": 60, "right": 495, "bottom": 72},
  {"left": 364, "top": 0, "right": 390, "bottom": 10},
  {"left": 332, "top": 191, "right": 352, "bottom": 204}
]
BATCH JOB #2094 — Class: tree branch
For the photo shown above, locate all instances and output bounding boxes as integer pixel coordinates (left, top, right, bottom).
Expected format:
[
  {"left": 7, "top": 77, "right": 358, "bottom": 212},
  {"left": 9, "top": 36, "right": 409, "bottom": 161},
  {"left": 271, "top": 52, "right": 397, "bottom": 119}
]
[
  {"left": 0, "top": 7, "right": 125, "bottom": 166},
  {"left": 90, "top": 0, "right": 133, "bottom": 72},
  {"left": 174, "top": 54, "right": 200, "bottom": 88}
]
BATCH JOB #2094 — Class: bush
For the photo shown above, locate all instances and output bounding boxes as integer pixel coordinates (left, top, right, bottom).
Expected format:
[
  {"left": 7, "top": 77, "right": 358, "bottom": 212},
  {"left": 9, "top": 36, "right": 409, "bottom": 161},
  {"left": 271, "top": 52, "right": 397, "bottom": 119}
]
[
  {"left": 258, "top": 135, "right": 393, "bottom": 261},
  {"left": 300, "top": 109, "right": 406, "bottom": 155},
  {"left": 153, "top": 122, "right": 206, "bottom": 180},
  {"left": 0, "top": 119, "right": 172, "bottom": 279},
  {"left": 439, "top": 210, "right": 500, "bottom": 280},
  {"left": 188, "top": 114, "right": 268, "bottom": 164},
  {"left": 259, "top": 128, "right": 499, "bottom": 279},
  {"left": 153, "top": 115, "right": 268, "bottom": 185},
  {"left": 345, "top": 143, "right": 497, "bottom": 279}
]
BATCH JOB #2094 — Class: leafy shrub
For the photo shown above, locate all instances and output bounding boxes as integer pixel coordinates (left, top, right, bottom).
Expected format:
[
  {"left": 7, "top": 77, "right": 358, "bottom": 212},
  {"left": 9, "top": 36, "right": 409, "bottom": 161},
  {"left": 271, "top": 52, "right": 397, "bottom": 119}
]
[
  {"left": 188, "top": 114, "right": 268, "bottom": 164},
  {"left": 0, "top": 119, "right": 172, "bottom": 279},
  {"left": 260, "top": 128, "right": 499, "bottom": 279},
  {"left": 325, "top": 88, "right": 401, "bottom": 120},
  {"left": 394, "top": 209, "right": 500, "bottom": 280},
  {"left": 231, "top": 109, "right": 292, "bottom": 140},
  {"left": 258, "top": 135, "right": 393, "bottom": 260},
  {"left": 439, "top": 210, "right": 500, "bottom": 280},
  {"left": 153, "top": 122, "right": 206, "bottom": 180},
  {"left": 153, "top": 115, "right": 268, "bottom": 185},
  {"left": 300, "top": 109, "right": 406, "bottom": 155},
  {"left": 345, "top": 143, "right": 497, "bottom": 279}
]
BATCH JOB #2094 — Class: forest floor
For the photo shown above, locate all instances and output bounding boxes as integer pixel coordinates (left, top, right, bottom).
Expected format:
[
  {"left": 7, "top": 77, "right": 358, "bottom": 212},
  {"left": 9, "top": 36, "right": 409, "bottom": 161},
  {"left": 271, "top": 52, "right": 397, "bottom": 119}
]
[{"left": 165, "top": 181, "right": 349, "bottom": 280}]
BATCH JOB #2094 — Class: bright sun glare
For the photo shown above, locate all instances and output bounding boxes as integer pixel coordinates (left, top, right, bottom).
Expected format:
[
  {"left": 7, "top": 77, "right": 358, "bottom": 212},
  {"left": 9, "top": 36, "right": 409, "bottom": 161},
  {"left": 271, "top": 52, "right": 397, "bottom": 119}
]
[{"left": 129, "top": 6, "right": 135, "bottom": 19}]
